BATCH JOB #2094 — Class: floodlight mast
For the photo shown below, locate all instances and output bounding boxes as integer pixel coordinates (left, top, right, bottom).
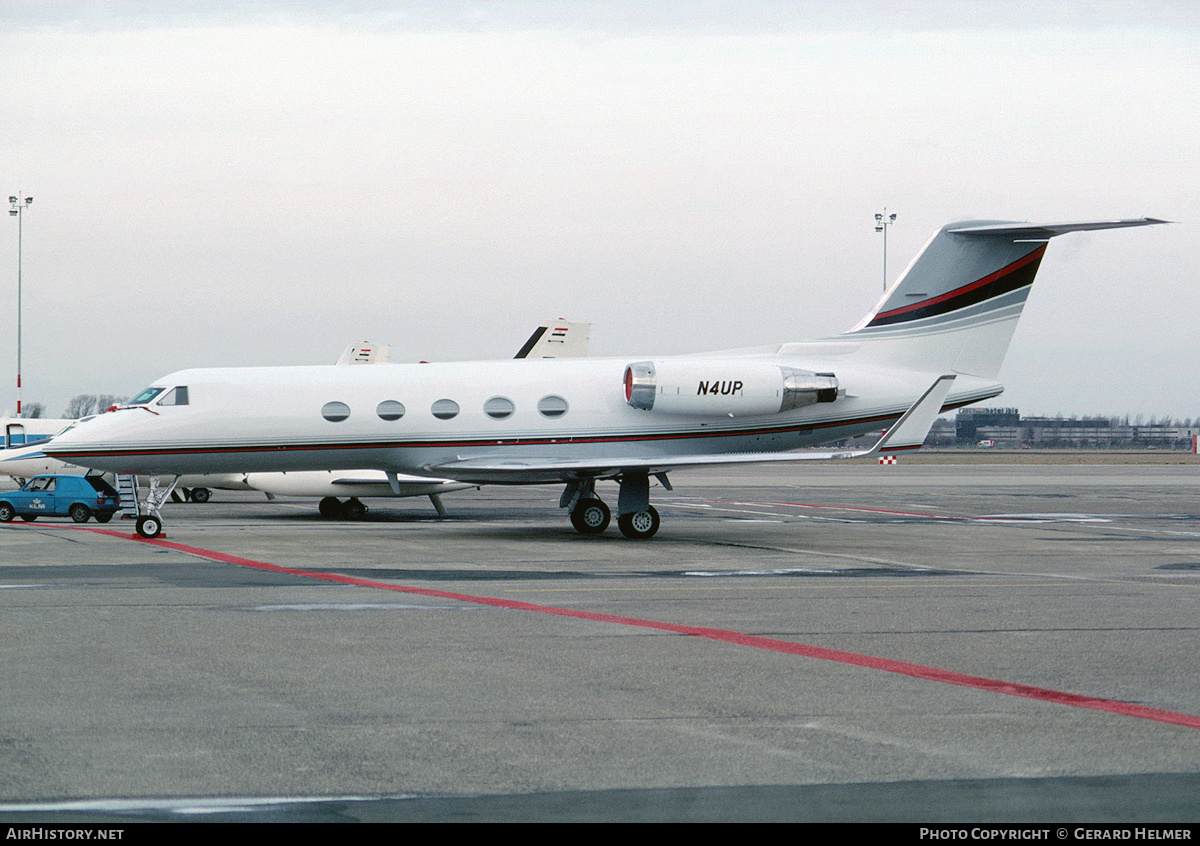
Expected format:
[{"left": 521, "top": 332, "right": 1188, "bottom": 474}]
[
  {"left": 874, "top": 208, "right": 896, "bottom": 290},
  {"left": 9, "top": 194, "right": 32, "bottom": 416}
]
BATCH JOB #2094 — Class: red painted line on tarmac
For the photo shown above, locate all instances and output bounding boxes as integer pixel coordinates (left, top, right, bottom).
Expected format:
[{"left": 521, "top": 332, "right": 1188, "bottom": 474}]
[{"left": 10, "top": 521, "right": 1200, "bottom": 730}]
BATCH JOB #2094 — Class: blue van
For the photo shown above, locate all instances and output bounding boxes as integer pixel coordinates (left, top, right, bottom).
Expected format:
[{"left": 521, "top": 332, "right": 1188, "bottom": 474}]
[{"left": 0, "top": 475, "right": 121, "bottom": 524}]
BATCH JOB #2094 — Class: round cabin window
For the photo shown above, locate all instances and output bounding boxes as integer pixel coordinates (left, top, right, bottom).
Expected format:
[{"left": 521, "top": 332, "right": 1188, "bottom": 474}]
[
  {"left": 537, "top": 395, "right": 568, "bottom": 418},
  {"left": 484, "top": 397, "right": 515, "bottom": 419},
  {"left": 377, "top": 400, "right": 405, "bottom": 421},
  {"left": 321, "top": 401, "right": 351, "bottom": 422},
  {"left": 431, "top": 399, "right": 460, "bottom": 420}
]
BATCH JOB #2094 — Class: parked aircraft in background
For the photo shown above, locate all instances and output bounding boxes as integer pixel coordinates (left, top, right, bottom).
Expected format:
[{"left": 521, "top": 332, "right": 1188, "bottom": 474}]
[
  {"left": 0, "top": 424, "right": 93, "bottom": 483},
  {"left": 511, "top": 318, "right": 590, "bottom": 360},
  {"left": 46, "top": 218, "right": 1164, "bottom": 539},
  {"left": 242, "top": 470, "right": 475, "bottom": 519},
  {"left": 331, "top": 319, "right": 589, "bottom": 367},
  {"left": 2, "top": 414, "right": 74, "bottom": 450}
]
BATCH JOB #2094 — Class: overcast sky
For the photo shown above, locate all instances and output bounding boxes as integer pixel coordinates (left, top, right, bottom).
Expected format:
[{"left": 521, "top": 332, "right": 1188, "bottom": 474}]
[{"left": 2, "top": 1, "right": 1197, "bottom": 420}]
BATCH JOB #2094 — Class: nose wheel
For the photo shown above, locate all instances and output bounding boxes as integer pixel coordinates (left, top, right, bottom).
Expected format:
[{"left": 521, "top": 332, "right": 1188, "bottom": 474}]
[{"left": 135, "top": 515, "right": 162, "bottom": 539}]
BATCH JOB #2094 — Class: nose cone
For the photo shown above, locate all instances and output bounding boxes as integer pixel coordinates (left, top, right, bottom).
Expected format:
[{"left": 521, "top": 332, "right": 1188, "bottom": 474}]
[{"left": 41, "top": 412, "right": 154, "bottom": 474}]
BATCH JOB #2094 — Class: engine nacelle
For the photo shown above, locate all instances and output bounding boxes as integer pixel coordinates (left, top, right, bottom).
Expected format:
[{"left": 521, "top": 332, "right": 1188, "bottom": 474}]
[{"left": 624, "top": 360, "right": 838, "bottom": 416}]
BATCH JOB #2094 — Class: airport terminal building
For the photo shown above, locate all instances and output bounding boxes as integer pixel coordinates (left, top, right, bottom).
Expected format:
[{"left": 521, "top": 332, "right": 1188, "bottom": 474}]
[{"left": 952, "top": 407, "right": 1200, "bottom": 449}]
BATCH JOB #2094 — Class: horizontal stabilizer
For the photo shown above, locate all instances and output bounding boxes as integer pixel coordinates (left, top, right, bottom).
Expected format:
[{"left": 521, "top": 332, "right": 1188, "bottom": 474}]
[{"left": 946, "top": 218, "right": 1168, "bottom": 238}]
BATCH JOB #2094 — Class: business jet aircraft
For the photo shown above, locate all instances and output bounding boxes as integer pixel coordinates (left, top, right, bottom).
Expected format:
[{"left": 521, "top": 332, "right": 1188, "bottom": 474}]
[
  {"left": 242, "top": 319, "right": 591, "bottom": 518},
  {"left": 45, "top": 218, "right": 1163, "bottom": 540}
]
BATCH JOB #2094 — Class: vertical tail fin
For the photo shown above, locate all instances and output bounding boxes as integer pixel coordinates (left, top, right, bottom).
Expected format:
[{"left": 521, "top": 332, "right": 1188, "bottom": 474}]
[
  {"left": 514, "top": 319, "right": 591, "bottom": 359},
  {"left": 843, "top": 218, "right": 1165, "bottom": 378}
]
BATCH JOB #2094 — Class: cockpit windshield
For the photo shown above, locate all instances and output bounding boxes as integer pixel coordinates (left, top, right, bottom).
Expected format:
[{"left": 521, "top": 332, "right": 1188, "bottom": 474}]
[
  {"left": 156, "top": 386, "right": 189, "bottom": 406},
  {"left": 128, "top": 387, "right": 166, "bottom": 405}
]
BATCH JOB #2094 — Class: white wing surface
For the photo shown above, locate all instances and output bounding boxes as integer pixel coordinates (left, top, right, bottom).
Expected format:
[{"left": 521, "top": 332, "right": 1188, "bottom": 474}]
[{"left": 426, "top": 375, "right": 954, "bottom": 484}]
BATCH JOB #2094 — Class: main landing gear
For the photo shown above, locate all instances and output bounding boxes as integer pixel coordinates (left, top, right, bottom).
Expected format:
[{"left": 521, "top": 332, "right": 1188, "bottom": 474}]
[{"left": 562, "top": 474, "right": 667, "bottom": 540}]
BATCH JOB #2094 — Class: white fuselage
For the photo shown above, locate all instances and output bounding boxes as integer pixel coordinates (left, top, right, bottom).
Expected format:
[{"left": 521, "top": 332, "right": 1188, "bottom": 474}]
[{"left": 45, "top": 354, "right": 999, "bottom": 480}]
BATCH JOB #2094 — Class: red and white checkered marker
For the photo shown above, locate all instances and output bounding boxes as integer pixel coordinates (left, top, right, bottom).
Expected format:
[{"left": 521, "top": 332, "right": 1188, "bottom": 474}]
[{"left": 878, "top": 455, "right": 897, "bottom": 465}]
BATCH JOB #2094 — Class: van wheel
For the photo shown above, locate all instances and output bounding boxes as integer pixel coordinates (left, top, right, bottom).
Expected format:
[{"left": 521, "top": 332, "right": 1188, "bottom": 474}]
[
  {"left": 69, "top": 504, "right": 91, "bottom": 523},
  {"left": 0, "top": 503, "right": 14, "bottom": 522},
  {"left": 94, "top": 513, "right": 114, "bottom": 523},
  {"left": 190, "top": 487, "right": 211, "bottom": 503}
]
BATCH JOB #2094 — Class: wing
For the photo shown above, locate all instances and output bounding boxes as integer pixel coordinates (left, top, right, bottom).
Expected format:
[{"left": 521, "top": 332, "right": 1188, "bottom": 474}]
[{"left": 426, "top": 375, "right": 955, "bottom": 484}]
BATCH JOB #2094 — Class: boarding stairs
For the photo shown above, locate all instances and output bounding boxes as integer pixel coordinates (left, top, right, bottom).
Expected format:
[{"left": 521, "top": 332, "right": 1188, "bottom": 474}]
[{"left": 115, "top": 474, "right": 139, "bottom": 518}]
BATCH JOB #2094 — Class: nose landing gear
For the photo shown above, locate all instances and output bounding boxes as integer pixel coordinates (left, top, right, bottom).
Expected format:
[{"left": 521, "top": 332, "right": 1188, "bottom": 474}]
[{"left": 115, "top": 475, "right": 178, "bottom": 539}]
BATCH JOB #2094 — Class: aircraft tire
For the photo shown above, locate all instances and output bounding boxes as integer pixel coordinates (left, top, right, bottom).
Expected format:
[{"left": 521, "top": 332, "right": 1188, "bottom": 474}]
[
  {"left": 571, "top": 498, "right": 611, "bottom": 535},
  {"left": 136, "top": 515, "right": 162, "bottom": 539},
  {"left": 318, "top": 497, "right": 341, "bottom": 518},
  {"left": 341, "top": 498, "right": 367, "bottom": 520},
  {"left": 69, "top": 504, "right": 91, "bottom": 523},
  {"left": 618, "top": 506, "right": 660, "bottom": 540},
  {"left": 191, "top": 487, "right": 211, "bottom": 503}
]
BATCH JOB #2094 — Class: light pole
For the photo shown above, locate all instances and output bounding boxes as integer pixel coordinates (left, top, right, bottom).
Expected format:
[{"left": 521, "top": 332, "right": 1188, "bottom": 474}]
[
  {"left": 874, "top": 208, "right": 896, "bottom": 290},
  {"left": 9, "top": 194, "right": 32, "bottom": 416}
]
